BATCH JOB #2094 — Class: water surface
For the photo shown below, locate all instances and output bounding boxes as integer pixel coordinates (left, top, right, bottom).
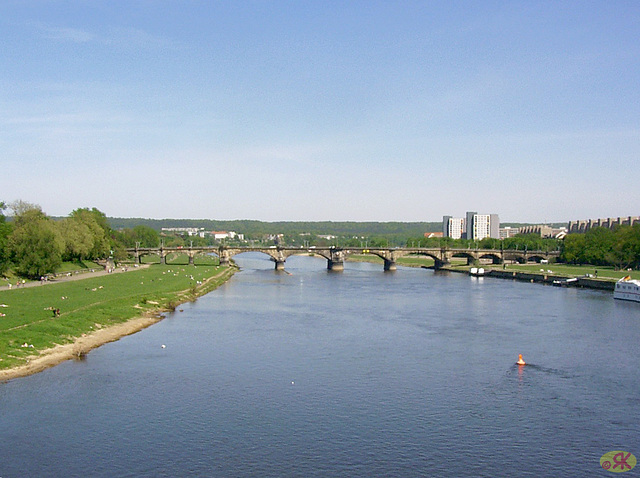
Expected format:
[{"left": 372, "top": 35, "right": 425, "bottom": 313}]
[{"left": 1, "top": 254, "right": 638, "bottom": 477}]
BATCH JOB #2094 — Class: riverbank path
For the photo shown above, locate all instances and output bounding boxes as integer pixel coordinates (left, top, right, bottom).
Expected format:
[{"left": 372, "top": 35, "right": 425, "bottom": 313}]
[{"left": 0, "top": 265, "right": 151, "bottom": 292}]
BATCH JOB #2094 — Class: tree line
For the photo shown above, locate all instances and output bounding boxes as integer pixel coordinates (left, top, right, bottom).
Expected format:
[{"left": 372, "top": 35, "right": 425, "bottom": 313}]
[
  {"left": 407, "top": 233, "right": 562, "bottom": 252},
  {"left": 107, "top": 217, "right": 443, "bottom": 238},
  {"left": 2, "top": 200, "right": 639, "bottom": 279},
  {"left": 0, "top": 201, "right": 161, "bottom": 279},
  {"left": 561, "top": 225, "right": 640, "bottom": 270},
  {"left": 407, "top": 227, "right": 640, "bottom": 270}
]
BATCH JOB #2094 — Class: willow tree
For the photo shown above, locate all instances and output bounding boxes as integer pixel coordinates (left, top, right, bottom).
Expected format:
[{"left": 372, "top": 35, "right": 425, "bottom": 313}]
[
  {"left": 8, "top": 206, "right": 63, "bottom": 279},
  {"left": 60, "top": 208, "right": 111, "bottom": 261},
  {"left": 58, "top": 216, "right": 94, "bottom": 261}
]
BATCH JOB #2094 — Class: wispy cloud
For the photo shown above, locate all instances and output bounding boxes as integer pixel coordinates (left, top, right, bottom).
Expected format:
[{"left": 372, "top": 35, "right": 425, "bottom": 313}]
[
  {"left": 29, "top": 21, "right": 95, "bottom": 43},
  {"left": 28, "top": 21, "right": 179, "bottom": 51}
]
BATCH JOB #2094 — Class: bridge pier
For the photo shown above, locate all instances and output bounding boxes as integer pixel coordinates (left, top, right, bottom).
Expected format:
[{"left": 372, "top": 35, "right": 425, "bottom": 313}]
[
  {"left": 219, "top": 248, "right": 231, "bottom": 267},
  {"left": 271, "top": 250, "right": 287, "bottom": 271},
  {"left": 328, "top": 249, "right": 345, "bottom": 271},
  {"left": 125, "top": 247, "right": 559, "bottom": 271},
  {"left": 434, "top": 259, "right": 449, "bottom": 270}
]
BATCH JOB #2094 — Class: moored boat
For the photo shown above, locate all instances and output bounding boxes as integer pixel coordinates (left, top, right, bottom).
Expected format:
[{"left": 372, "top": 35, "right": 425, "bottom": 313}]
[
  {"left": 552, "top": 277, "right": 578, "bottom": 287},
  {"left": 614, "top": 276, "right": 640, "bottom": 302}
]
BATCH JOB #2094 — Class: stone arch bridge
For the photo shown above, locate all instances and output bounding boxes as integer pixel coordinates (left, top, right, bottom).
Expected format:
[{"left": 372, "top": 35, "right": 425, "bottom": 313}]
[{"left": 127, "top": 246, "right": 560, "bottom": 271}]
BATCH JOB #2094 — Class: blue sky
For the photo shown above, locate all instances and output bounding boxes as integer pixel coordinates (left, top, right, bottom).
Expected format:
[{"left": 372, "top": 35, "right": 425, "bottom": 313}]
[{"left": 1, "top": 1, "right": 638, "bottom": 223}]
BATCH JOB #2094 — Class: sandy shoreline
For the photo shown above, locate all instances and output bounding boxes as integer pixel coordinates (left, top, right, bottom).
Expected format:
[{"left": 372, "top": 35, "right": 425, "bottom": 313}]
[
  {"left": 0, "top": 265, "right": 236, "bottom": 382},
  {"left": 0, "top": 312, "right": 165, "bottom": 382}
]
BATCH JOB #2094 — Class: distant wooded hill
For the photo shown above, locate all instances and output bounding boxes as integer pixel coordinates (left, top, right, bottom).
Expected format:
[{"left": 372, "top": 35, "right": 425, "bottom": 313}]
[
  {"left": 108, "top": 218, "right": 441, "bottom": 237},
  {"left": 107, "top": 218, "right": 567, "bottom": 237}
]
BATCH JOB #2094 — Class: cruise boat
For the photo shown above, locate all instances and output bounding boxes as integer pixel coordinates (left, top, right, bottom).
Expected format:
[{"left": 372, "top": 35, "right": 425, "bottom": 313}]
[{"left": 613, "top": 276, "right": 640, "bottom": 302}]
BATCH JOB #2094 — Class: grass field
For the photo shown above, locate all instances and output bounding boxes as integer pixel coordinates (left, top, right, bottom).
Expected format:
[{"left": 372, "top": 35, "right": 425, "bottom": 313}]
[
  {"left": 2, "top": 264, "right": 102, "bottom": 288},
  {"left": 55, "top": 260, "right": 103, "bottom": 273},
  {"left": 445, "top": 262, "right": 639, "bottom": 281},
  {"left": 0, "top": 264, "right": 235, "bottom": 371},
  {"left": 138, "top": 252, "right": 219, "bottom": 266}
]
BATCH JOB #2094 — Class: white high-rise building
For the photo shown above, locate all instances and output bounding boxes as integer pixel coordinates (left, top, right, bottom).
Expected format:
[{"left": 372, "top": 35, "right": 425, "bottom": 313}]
[
  {"left": 442, "top": 216, "right": 465, "bottom": 239},
  {"left": 473, "top": 214, "right": 489, "bottom": 240},
  {"left": 465, "top": 212, "right": 500, "bottom": 240}
]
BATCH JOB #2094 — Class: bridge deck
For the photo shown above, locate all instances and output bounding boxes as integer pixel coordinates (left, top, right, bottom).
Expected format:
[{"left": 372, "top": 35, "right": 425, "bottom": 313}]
[{"left": 126, "top": 246, "right": 559, "bottom": 270}]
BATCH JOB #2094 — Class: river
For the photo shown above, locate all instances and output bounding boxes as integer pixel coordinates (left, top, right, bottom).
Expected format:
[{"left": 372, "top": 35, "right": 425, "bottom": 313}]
[{"left": 1, "top": 253, "right": 638, "bottom": 477}]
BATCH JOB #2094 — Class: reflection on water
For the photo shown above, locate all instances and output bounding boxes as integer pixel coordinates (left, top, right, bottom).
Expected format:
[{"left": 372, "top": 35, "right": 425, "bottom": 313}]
[{"left": 0, "top": 254, "right": 638, "bottom": 477}]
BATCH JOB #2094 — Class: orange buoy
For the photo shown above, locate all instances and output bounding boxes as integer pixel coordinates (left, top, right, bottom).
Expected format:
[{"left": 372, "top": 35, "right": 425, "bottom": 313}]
[{"left": 517, "top": 354, "right": 526, "bottom": 366}]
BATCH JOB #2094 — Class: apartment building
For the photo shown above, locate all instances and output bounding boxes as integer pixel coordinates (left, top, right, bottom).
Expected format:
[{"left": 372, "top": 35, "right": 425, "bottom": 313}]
[
  {"left": 465, "top": 212, "right": 500, "bottom": 241},
  {"left": 443, "top": 212, "right": 500, "bottom": 240},
  {"left": 442, "top": 216, "right": 465, "bottom": 239}
]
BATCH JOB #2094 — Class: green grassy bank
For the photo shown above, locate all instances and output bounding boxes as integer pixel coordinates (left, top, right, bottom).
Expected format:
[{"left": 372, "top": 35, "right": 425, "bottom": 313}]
[
  {"left": 348, "top": 253, "right": 639, "bottom": 282},
  {"left": 138, "top": 252, "right": 220, "bottom": 266},
  {"left": 444, "top": 262, "right": 639, "bottom": 281},
  {"left": 0, "top": 264, "right": 236, "bottom": 372}
]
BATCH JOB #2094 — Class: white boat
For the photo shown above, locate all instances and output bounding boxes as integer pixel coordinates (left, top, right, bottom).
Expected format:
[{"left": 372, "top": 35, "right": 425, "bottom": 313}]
[
  {"left": 613, "top": 276, "right": 640, "bottom": 302},
  {"left": 552, "top": 277, "right": 578, "bottom": 287},
  {"left": 470, "top": 267, "right": 485, "bottom": 276}
]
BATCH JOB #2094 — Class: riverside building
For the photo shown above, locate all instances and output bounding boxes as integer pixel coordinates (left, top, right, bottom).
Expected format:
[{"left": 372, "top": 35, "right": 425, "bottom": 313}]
[
  {"left": 465, "top": 212, "right": 500, "bottom": 241},
  {"left": 443, "top": 212, "right": 500, "bottom": 240},
  {"left": 442, "top": 216, "right": 465, "bottom": 239}
]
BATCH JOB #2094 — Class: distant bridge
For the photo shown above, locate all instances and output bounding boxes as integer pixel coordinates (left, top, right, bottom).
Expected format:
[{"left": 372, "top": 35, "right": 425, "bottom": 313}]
[{"left": 126, "top": 246, "right": 560, "bottom": 271}]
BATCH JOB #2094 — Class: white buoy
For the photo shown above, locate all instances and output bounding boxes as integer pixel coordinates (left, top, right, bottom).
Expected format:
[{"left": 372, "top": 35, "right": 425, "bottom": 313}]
[{"left": 161, "top": 344, "right": 166, "bottom": 349}]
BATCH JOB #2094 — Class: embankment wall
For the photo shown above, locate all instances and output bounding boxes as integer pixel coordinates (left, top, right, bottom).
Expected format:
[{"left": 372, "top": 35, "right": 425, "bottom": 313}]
[{"left": 442, "top": 268, "right": 615, "bottom": 291}]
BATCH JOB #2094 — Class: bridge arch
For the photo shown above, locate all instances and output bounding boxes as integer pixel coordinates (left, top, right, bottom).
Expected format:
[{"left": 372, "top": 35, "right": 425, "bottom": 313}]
[
  {"left": 126, "top": 246, "right": 560, "bottom": 272},
  {"left": 136, "top": 250, "right": 163, "bottom": 264},
  {"left": 450, "top": 251, "right": 476, "bottom": 265},
  {"left": 220, "top": 247, "right": 315, "bottom": 270},
  {"left": 502, "top": 252, "right": 526, "bottom": 264},
  {"left": 477, "top": 252, "right": 502, "bottom": 264},
  {"left": 526, "top": 254, "right": 549, "bottom": 264}
]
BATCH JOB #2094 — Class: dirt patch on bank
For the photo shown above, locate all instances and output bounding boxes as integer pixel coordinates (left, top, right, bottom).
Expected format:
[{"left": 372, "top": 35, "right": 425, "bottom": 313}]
[
  {"left": 0, "top": 265, "right": 237, "bottom": 382},
  {"left": 0, "top": 312, "right": 164, "bottom": 382}
]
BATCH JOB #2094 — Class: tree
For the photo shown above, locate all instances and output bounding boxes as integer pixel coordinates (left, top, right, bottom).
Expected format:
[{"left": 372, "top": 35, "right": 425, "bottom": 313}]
[
  {"left": 611, "top": 224, "right": 640, "bottom": 270},
  {"left": 560, "top": 226, "right": 639, "bottom": 269},
  {"left": 133, "top": 225, "right": 160, "bottom": 247},
  {"left": 8, "top": 207, "right": 63, "bottom": 278},
  {"left": 58, "top": 217, "right": 94, "bottom": 261},
  {"left": 582, "top": 227, "right": 616, "bottom": 266},
  {"left": 479, "top": 237, "right": 501, "bottom": 249},
  {"left": 561, "top": 233, "right": 586, "bottom": 264},
  {"left": 0, "top": 202, "right": 13, "bottom": 275},
  {"left": 9, "top": 199, "right": 41, "bottom": 218},
  {"left": 111, "top": 225, "right": 160, "bottom": 248},
  {"left": 79, "top": 207, "right": 110, "bottom": 234},
  {"left": 67, "top": 208, "right": 111, "bottom": 260}
]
